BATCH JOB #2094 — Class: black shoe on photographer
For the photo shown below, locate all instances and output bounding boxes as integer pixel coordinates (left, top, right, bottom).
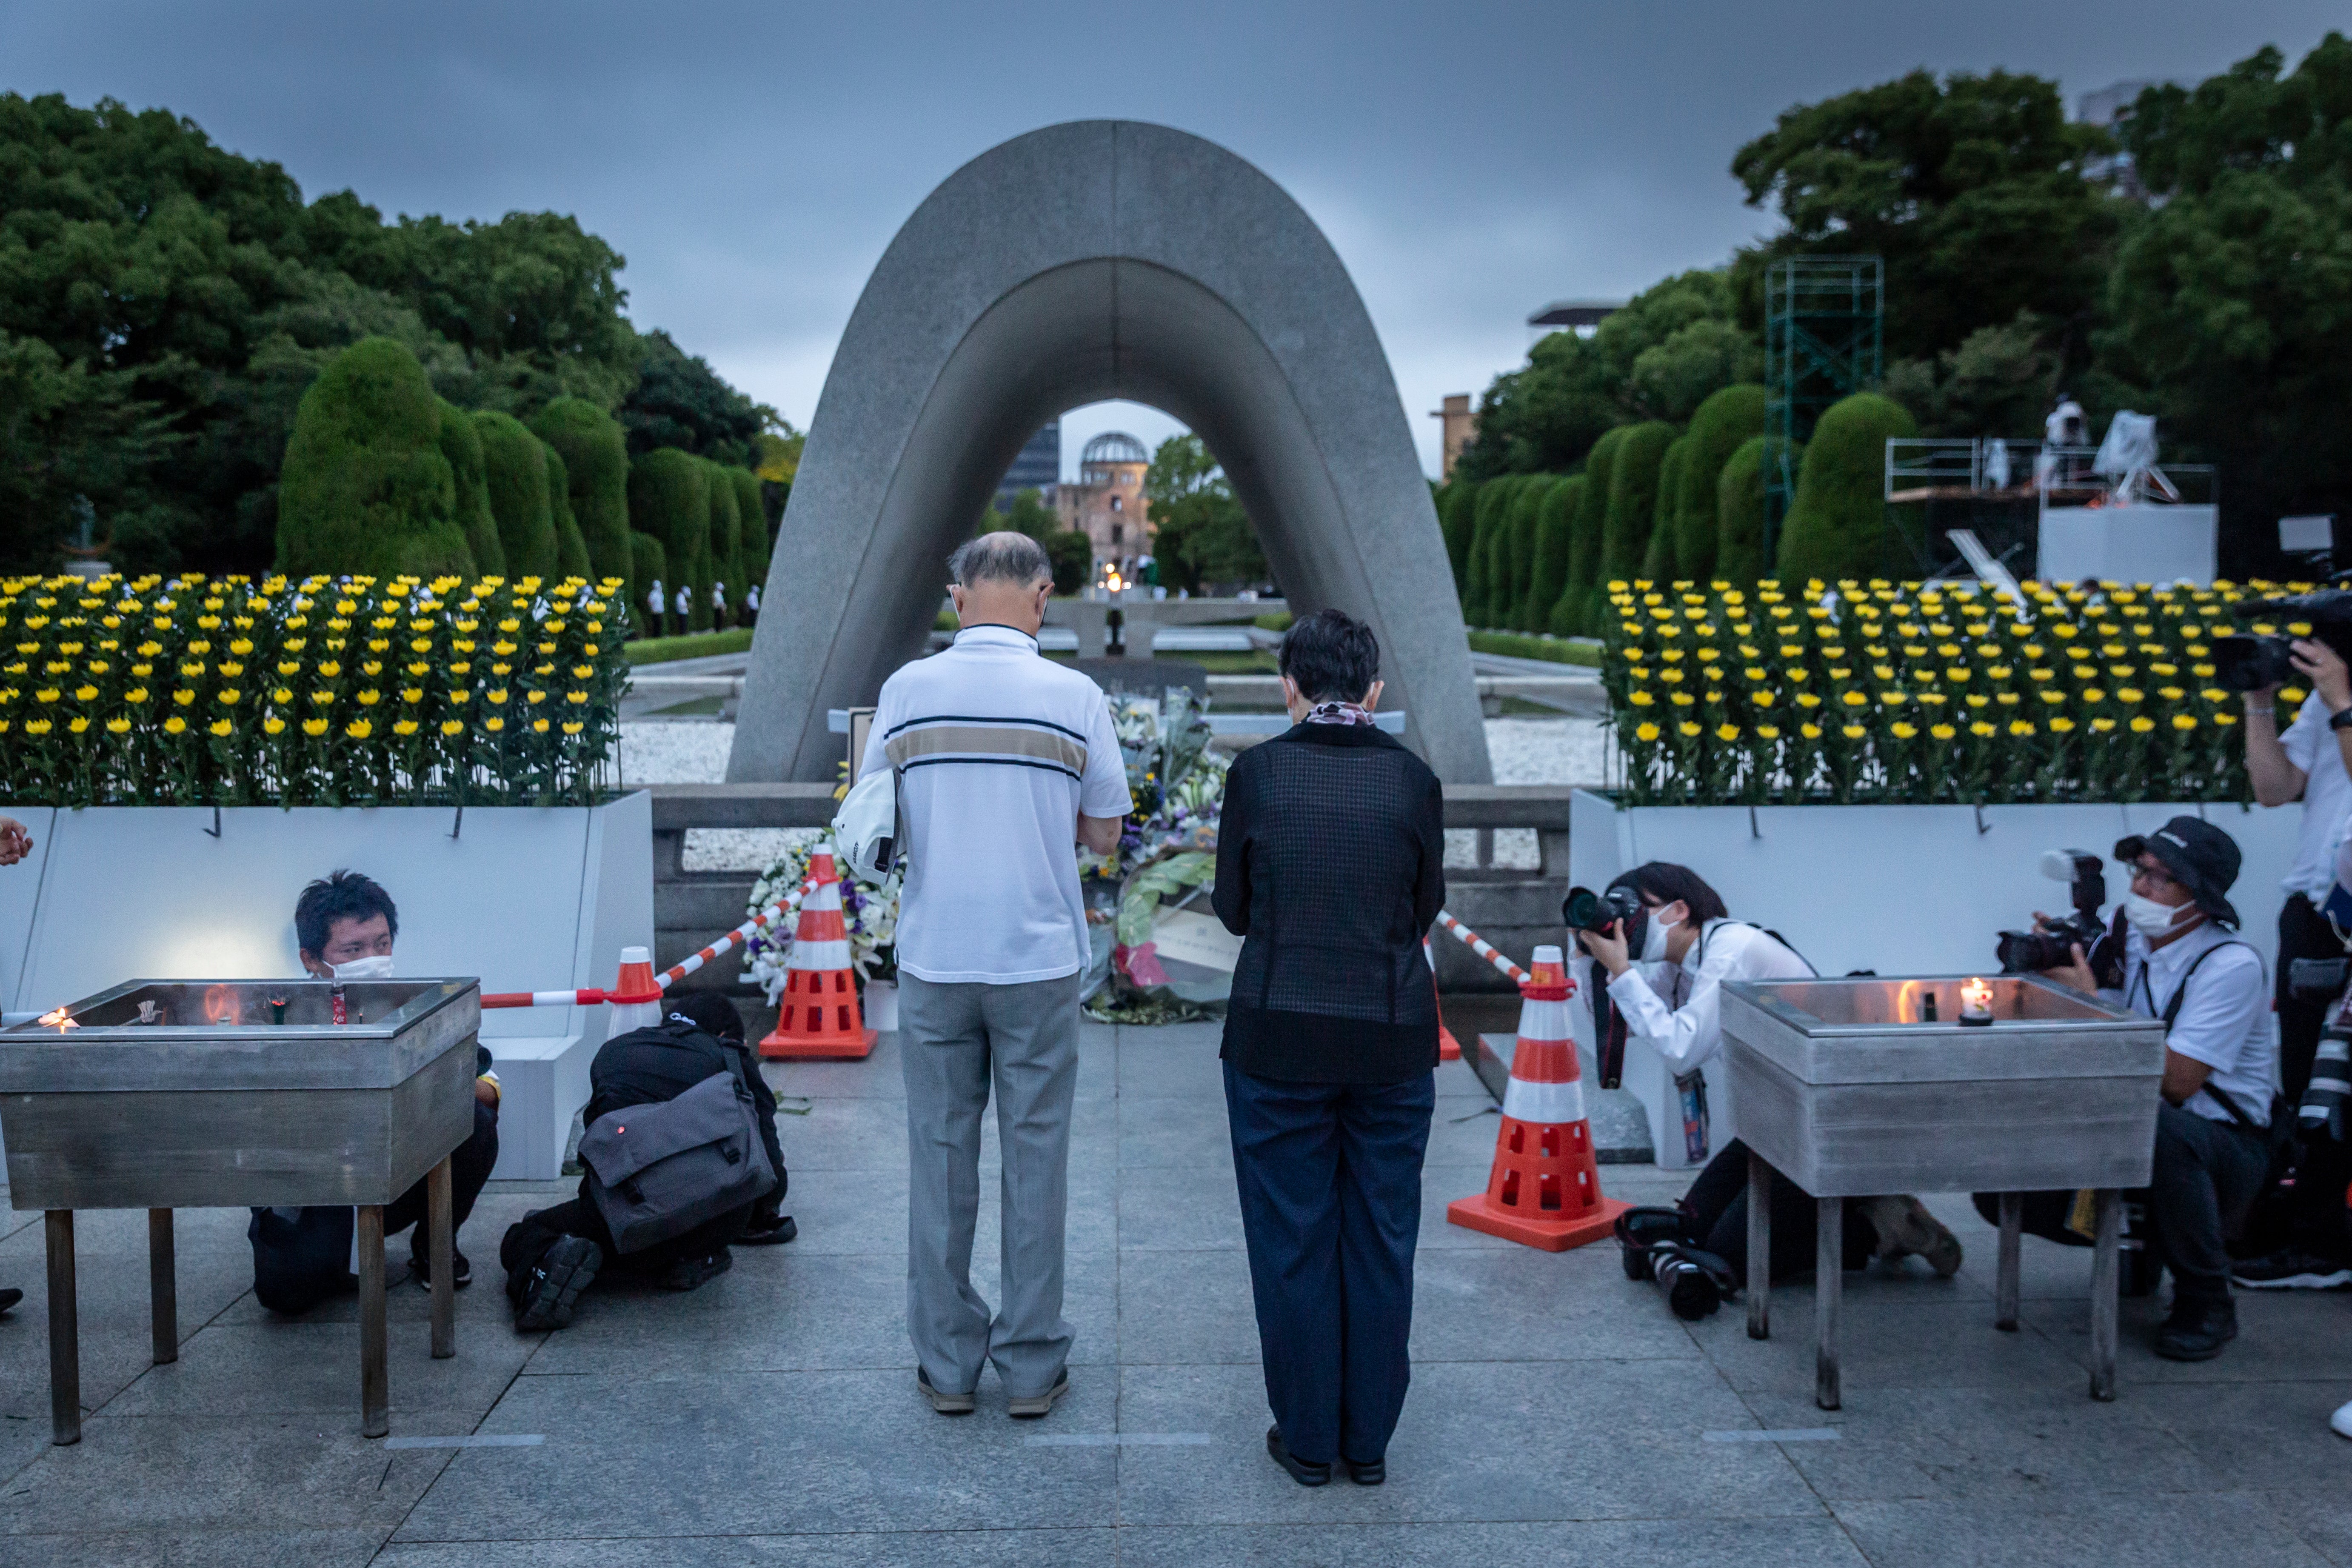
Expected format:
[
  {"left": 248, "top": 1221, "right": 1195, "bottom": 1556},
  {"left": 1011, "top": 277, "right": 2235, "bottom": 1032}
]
[
  {"left": 658, "top": 1247, "right": 734, "bottom": 1292},
  {"left": 2154, "top": 1295, "right": 2238, "bottom": 1362},
  {"left": 2232, "top": 1248, "right": 2352, "bottom": 1291}
]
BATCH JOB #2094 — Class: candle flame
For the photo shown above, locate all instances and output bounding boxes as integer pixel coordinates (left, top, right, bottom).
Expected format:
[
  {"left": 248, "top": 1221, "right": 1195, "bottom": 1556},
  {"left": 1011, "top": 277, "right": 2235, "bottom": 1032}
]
[
  {"left": 35, "top": 1007, "right": 76, "bottom": 1034},
  {"left": 1961, "top": 977, "right": 1994, "bottom": 1014},
  {"left": 202, "top": 984, "right": 242, "bottom": 1026}
]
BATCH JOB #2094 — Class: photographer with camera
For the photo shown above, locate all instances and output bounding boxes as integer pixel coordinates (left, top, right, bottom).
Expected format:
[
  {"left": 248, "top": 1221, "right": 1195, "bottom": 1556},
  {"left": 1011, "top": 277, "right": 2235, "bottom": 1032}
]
[
  {"left": 2032, "top": 820, "right": 2279, "bottom": 1360},
  {"left": 1575, "top": 864, "right": 1963, "bottom": 1320}
]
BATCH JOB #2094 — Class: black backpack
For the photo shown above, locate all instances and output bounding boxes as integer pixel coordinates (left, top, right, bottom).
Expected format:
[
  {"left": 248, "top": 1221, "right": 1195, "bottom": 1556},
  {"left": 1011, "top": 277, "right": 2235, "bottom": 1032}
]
[{"left": 577, "top": 1040, "right": 776, "bottom": 1254}]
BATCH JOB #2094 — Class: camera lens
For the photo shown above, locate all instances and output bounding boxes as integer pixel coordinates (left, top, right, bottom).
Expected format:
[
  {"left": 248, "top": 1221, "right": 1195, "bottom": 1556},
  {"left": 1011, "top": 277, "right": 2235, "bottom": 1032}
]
[
  {"left": 1563, "top": 888, "right": 1601, "bottom": 930},
  {"left": 2212, "top": 634, "right": 2297, "bottom": 694}
]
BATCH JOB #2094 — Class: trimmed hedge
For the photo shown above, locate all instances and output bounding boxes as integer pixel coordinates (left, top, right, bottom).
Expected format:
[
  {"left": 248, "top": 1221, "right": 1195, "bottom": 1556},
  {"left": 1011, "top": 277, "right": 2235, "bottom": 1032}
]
[
  {"left": 1674, "top": 384, "right": 1765, "bottom": 581},
  {"left": 1527, "top": 475, "right": 1580, "bottom": 637},
  {"left": 1641, "top": 436, "right": 1690, "bottom": 581},
  {"left": 1599, "top": 422, "right": 1676, "bottom": 594},
  {"left": 1503, "top": 477, "right": 1553, "bottom": 630},
  {"left": 1466, "top": 630, "right": 1601, "bottom": 667},
  {"left": 1562, "top": 426, "right": 1626, "bottom": 635},
  {"left": 1777, "top": 392, "right": 1917, "bottom": 583},
  {"left": 1714, "top": 435, "right": 1773, "bottom": 584},
  {"left": 275, "top": 337, "right": 476, "bottom": 580},
  {"left": 437, "top": 401, "right": 505, "bottom": 577},
  {"left": 531, "top": 397, "right": 632, "bottom": 592},
  {"left": 543, "top": 443, "right": 592, "bottom": 582},
  {"left": 1465, "top": 477, "right": 1516, "bottom": 628},
  {"left": 703, "top": 458, "right": 744, "bottom": 621},
  {"left": 628, "top": 531, "right": 669, "bottom": 634},
  {"left": 729, "top": 468, "right": 769, "bottom": 595},
  {"left": 1439, "top": 479, "right": 1481, "bottom": 603},
  {"left": 474, "top": 411, "right": 557, "bottom": 581},
  {"left": 628, "top": 447, "right": 712, "bottom": 633}
]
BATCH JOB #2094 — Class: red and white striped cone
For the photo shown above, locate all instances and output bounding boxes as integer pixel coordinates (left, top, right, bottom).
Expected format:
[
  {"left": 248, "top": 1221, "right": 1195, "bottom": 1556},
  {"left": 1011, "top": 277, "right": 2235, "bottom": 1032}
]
[
  {"left": 759, "top": 852, "right": 877, "bottom": 1060},
  {"left": 606, "top": 945, "right": 666, "bottom": 1035},
  {"left": 1446, "top": 944, "right": 1627, "bottom": 1251}
]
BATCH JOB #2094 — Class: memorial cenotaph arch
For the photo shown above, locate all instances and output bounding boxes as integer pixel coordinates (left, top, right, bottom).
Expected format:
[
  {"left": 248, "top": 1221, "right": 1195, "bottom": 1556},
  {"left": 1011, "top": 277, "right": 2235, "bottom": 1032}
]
[{"left": 727, "top": 119, "right": 1492, "bottom": 784}]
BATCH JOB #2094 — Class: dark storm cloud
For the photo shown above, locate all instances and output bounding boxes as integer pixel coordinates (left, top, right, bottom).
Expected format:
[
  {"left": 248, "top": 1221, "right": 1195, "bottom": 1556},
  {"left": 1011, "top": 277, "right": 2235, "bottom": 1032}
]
[{"left": 4, "top": 0, "right": 2342, "bottom": 474}]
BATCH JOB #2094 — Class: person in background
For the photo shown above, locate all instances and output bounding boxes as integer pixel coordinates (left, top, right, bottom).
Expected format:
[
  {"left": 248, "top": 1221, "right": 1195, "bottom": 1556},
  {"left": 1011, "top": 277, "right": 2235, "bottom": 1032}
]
[
  {"left": 501, "top": 993, "right": 792, "bottom": 1331},
  {"left": 865, "top": 531, "right": 1127, "bottom": 1421},
  {"left": 673, "top": 581, "right": 692, "bottom": 634},
  {"left": 249, "top": 872, "right": 501, "bottom": 1311},
  {"left": 743, "top": 582, "right": 760, "bottom": 628},
  {"left": 2235, "top": 637, "right": 2352, "bottom": 1291},
  {"left": 1587, "top": 863, "right": 1963, "bottom": 1297},
  {"left": 1212, "top": 609, "right": 1442, "bottom": 1489},
  {"left": 645, "top": 577, "right": 665, "bottom": 639},
  {"left": 711, "top": 580, "right": 729, "bottom": 630},
  {"left": 2032, "top": 820, "right": 2276, "bottom": 1360}
]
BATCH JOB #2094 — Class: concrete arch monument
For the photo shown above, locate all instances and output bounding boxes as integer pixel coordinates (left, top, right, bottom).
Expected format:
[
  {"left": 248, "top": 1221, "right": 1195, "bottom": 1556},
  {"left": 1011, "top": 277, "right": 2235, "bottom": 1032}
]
[{"left": 728, "top": 120, "right": 1492, "bottom": 783}]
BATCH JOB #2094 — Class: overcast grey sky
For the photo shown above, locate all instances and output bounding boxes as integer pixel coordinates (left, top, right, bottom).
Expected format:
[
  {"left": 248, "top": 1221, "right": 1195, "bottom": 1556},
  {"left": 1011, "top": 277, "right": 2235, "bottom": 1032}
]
[{"left": 3, "top": 2, "right": 2342, "bottom": 478}]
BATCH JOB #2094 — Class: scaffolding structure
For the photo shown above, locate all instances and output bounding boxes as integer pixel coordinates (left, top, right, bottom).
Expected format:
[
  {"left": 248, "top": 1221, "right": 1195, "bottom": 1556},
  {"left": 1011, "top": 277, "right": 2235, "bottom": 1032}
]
[{"left": 1763, "top": 255, "right": 1883, "bottom": 563}]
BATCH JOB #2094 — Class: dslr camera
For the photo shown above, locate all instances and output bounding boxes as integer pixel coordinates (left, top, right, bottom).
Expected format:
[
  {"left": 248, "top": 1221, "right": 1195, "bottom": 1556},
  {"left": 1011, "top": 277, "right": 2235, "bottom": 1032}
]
[
  {"left": 1995, "top": 850, "right": 2112, "bottom": 976},
  {"left": 2212, "top": 587, "right": 2352, "bottom": 693},
  {"left": 1564, "top": 883, "right": 1644, "bottom": 937}
]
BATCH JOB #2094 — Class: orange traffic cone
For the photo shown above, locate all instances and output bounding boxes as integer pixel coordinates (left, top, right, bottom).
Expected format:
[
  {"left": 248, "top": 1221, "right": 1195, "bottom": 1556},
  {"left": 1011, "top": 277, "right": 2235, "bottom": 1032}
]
[
  {"left": 759, "top": 852, "right": 878, "bottom": 1060},
  {"left": 1425, "top": 938, "right": 1461, "bottom": 1062},
  {"left": 1447, "top": 944, "right": 1628, "bottom": 1251}
]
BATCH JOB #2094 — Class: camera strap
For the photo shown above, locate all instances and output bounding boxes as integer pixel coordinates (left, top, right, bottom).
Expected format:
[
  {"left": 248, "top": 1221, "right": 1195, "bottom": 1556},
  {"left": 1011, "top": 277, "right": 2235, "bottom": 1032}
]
[{"left": 2154, "top": 940, "right": 2286, "bottom": 1139}]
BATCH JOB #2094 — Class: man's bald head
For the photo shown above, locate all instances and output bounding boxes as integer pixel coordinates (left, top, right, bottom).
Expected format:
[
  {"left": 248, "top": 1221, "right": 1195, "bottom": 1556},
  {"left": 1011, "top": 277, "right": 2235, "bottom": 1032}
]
[{"left": 947, "top": 530, "right": 1058, "bottom": 635}]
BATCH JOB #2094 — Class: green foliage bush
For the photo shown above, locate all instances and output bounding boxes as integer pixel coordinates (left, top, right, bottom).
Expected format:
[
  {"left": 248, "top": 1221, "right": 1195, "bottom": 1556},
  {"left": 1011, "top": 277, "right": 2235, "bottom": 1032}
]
[
  {"left": 437, "top": 401, "right": 505, "bottom": 577},
  {"left": 628, "top": 531, "right": 668, "bottom": 635},
  {"left": 1776, "top": 393, "right": 1917, "bottom": 583},
  {"left": 276, "top": 338, "right": 477, "bottom": 579},
  {"left": 1641, "top": 437, "right": 1690, "bottom": 581},
  {"left": 628, "top": 447, "right": 711, "bottom": 632},
  {"left": 1713, "top": 436, "right": 1773, "bottom": 584},
  {"left": 1674, "top": 384, "right": 1765, "bottom": 580},
  {"left": 703, "top": 458, "right": 744, "bottom": 618},
  {"left": 542, "top": 443, "right": 591, "bottom": 581},
  {"left": 1439, "top": 480, "right": 1481, "bottom": 604},
  {"left": 1466, "top": 630, "right": 1601, "bottom": 667},
  {"left": 1600, "top": 422, "right": 1676, "bottom": 591},
  {"left": 474, "top": 411, "right": 556, "bottom": 580},
  {"left": 1464, "top": 478, "right": 1513, "bottom": 627},
  {"left": 531, "top": 397, "right": 632, "bottom": 588},
  {"left": 729, "top": 468, "right": 769, "bottom": 592},
  {"left": 1045, "top": 531, "right": 1091, "bottom": 596},
  {"left": 1563, "top": 427, "right": 1626, "bottom": 634},
  {"left": 1504, "top": 477, "right": 1553, "bottom": 630},
  {"left": 1526, "top": 476, "right": 1578, "bottom": 636}
]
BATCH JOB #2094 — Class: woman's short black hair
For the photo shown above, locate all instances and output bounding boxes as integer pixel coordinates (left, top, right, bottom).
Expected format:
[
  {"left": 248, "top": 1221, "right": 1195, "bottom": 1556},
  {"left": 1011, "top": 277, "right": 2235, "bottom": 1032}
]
[
  {"left": 1608, "top": 862, "right": 1729, "bottom": 925},
  {"left": 1278, "top": 608, "right": 1380, "bottom": 703},
  {"left": 294, "top": 869, "right": 399, "bottom": 958}
]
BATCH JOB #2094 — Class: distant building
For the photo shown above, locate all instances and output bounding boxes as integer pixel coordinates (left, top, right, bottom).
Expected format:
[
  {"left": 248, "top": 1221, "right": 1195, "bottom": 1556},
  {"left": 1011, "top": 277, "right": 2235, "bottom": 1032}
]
[
  {"left": 1054, "top": 431, "right": 1151, "bottom": 574},
  {"left": 1430, "top": 393, "right": 1478, "bottom": 481},
  {"left": 1528, "top": 299, "right": 1624, "bottom": 338},
  {"left": 996, "top": 420, "right": 1060, "bottom": 510},
  {"left": 2077, "top": 80, "right": 2163, "bottom": 200}
]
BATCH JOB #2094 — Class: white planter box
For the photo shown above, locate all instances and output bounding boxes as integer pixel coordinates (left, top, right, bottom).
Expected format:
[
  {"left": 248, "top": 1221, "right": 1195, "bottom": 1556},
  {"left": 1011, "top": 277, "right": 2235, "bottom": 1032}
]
[
  {"left": 1566, "top": 788, "right": 2301, "bottom": 1169},
  {"left": 0, "top": 793, "right": 652, "bottom": 1180}
]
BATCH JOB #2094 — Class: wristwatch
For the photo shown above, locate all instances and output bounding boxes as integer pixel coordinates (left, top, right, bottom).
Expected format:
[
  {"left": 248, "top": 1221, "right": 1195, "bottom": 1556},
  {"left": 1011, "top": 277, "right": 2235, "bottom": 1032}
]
[{"left": 2330, "top": 707, "right": 2352, "bottom": 731}]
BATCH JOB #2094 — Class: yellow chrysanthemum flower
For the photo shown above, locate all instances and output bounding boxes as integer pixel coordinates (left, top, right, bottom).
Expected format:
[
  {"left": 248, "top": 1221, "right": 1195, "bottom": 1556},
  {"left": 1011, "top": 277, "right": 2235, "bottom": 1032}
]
[
  {"left": 2129, "top": 716, "right": 2155, "bottom": 733},
  {"left": 484, "top": 716, "right": 506, "bottom": 733},
  {"left": 1841, "top": 691, "right": 1867, "bottom": 707},
  {"left": 301, "top": 717, "right": 328, "bottom": 737},
  {"left": 1800, "top": 723, "right": 1823, "bottom": 739},
  {"left": 1756, "top": 724, "right": 1781, "bottom": 739},
  {"left": 1970, "top": 721, "right": 1997, "bottom": 737},
  {"left": 1715, "top": 723, "right": 1739, "bottom": 741},
  {"left": 163, "top": 716, "right": 187, "bottom": 735},
  {"left": 441, "top": 719, "right": 465, "bottom": 737},
  {"left": 105, "top": 716, "right": 130, "bottom": 734},
  {"left": 347, "top": 719, "right": 373, "bottom": 739},
  {"left": 2172, "top": 714, "right": 2198, "bottom": 731},
  {"left": 1634, "top": 722, "right": 1661, "bottom": 742}
]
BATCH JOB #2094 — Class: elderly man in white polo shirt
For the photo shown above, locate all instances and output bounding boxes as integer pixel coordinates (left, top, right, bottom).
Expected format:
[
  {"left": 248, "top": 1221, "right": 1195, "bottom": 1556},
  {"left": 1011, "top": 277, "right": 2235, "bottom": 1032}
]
[{"left": 861, "top": 531, "right": 1127, "bottom": 1419}]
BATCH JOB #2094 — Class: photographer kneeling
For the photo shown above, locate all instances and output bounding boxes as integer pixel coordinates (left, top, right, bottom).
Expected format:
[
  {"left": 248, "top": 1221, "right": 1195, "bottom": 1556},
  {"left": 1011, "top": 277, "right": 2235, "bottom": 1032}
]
[
  {"left": 1582, "top": 863, "right": 1962, "bottom": 1317},
  {"left": 2023, "top": 820, "right": 2278, "bottom": 1362}
]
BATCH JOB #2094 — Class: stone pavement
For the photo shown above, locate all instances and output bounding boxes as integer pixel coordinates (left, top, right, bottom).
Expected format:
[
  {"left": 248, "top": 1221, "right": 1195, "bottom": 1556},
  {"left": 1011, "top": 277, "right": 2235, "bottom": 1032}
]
[{"left": 0, "top": 1022, "right": 2346, "bottom": 1564}]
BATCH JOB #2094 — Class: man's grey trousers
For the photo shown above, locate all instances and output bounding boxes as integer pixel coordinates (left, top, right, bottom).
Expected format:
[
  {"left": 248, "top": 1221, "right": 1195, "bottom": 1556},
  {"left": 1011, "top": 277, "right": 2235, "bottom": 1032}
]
[{"left": 899, "top": 971, "right": 1080, "bottom": 1398}]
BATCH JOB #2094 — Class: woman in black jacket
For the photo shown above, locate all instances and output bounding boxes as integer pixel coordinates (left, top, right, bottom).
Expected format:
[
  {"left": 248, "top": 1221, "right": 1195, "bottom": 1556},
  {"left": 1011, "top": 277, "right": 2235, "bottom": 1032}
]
[{"left": 1212, "top": 608, "right": 1446, "bottom": 1489}]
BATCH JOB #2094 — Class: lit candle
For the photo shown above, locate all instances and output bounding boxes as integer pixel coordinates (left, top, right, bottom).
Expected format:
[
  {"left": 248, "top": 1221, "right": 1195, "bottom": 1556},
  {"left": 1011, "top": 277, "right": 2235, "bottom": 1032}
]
[{"left": 1959, "top": 977, "right": 1995, "bottom": 1027}]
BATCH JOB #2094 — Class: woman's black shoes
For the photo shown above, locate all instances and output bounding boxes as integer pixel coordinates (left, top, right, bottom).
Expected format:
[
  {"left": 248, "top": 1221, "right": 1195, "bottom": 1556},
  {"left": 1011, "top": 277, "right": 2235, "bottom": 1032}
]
[
  {"left": 1342, "top": 1455, "right": 1386, "bottom": 1485},
  {"left": 1265, "top": 1425, "right": 1330, "bottom": 1487}
]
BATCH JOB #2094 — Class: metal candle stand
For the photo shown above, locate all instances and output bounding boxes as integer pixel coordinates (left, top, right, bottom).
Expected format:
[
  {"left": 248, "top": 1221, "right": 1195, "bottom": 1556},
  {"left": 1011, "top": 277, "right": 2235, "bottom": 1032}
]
[
  {"left": 0, "top": 978, "right": 482, "bottom": 1443},
  {"left": 1723, "top": 974, "right": 2165, "bottom": 1410}
]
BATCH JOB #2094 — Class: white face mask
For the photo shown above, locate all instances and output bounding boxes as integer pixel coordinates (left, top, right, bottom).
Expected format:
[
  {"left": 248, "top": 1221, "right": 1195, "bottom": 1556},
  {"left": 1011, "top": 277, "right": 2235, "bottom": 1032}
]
[
  {"left": 331, "top": 954, "right": 395, "bottom": 981},
  {"left": 2121, "top": 893, "right": 2191, "bottom": 940},
  {"left": 1640, "top": 905, "right": 1683, "bottom": 963}
]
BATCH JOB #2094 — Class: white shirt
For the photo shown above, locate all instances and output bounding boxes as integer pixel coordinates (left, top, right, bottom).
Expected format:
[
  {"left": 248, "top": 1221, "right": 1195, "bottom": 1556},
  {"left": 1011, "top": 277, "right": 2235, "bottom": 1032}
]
[
  {"left": 2107, "top": 920, "right": 2275, "bottom": 1126},
  {"left": 1605, "top": 919, "right": 1815, "bottom": 1074},
  {"left": 2278, "top": 692, "right": 2352, "bottom": 898},
  {"left": 860, "top": 625, "right": 1129, "bottom": 984}
]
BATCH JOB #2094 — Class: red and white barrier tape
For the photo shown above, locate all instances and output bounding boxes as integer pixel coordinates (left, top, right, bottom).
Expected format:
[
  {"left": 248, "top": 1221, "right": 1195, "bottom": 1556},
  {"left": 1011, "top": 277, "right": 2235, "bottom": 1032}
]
[
  {"left": 481, "top": 875, "right": 819, "bottom": 1010},
  {"left": 1434, "top": 910, "right": 1530, "bottom": 985}
]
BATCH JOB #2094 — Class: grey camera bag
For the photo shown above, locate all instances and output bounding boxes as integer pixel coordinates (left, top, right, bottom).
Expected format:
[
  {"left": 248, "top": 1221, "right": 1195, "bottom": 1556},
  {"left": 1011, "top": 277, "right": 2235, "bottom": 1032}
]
[{"left": 578, "top": 1055, "right": 777, "bottom": 1254}]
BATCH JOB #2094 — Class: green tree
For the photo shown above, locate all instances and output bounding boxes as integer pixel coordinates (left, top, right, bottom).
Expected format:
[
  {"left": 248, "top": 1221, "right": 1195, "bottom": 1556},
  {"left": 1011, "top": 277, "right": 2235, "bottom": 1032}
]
[
  {"left": 1503, "top": 477, "right": 1553, "bottom": 629},
  {"left": 619, "top": 329, "right": 777, "bottom": 466},
  {"left": 730, "top": 467, "right": 770, "bottom": 596},
  {"left": 274, "top": 337, "right": 474, "bottom": 578},
  {"left": 1464, "top": 477, "right": 1519, "bottom": 626},
  {"left": 1526, "top": 475, "right": 1580, "bottom": 634},
  {"left": 1439, "top": 478, "right": 1481, "bottom": 603},
  {"left": 542, "top": 442, "right": 591, "bottom": 580},
  {"left": 1776, "top": 393, "right": 1917, "bottom": 582},
  {"left": 0, "top": 329, "right": 174, "bottom": 570},
  {"left": 703, "top": 457, "right": 744, "bottom": 620},
  {"left": 1045, "top": 531, "right": 1091, "bottom": 596},
  {"left": 1562, "top": 426, "right": 1627, "bottom": 633},
  {"left": 1642, "top": 437, "right": 1691, "bottom": 581},
  {"left": 473, "top": 410, "right": 556, "bottom": 580},
  {"left": 1674, "top": 384, "right": 1767, "bottom": 580},
  {"left": 531, "top": 397, "right": 632, "bottom": 587},
  {"left": 1714, "top": 436, "right": 1774, "bottom": 585},
  {"left": 1601, "top": 423, "right": 1676, "bottom": 588},
  {"left": 628, "top": 531, "right": 668, "bottom": 637},
  {"left": 1729, "top": 69, "right": 2123, "bottom": 366},
  {"left": 1144, "top": 434, "right": 1264, "bottom": 592},
  {"left": 987, "top": 487, "right": 1062, "bottom": 542},
  {"left": 2098, "top": 37, "right": 2352, "bottom": 572},
  {"left": 437, "top": 400, "right": 505, "bottom": 576},
  {"left": 628, "top": 447, "right": 711, "bottom": 631},
  {"left": 1880, "top": 314, "right": 2058, "bottom": 439}
]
